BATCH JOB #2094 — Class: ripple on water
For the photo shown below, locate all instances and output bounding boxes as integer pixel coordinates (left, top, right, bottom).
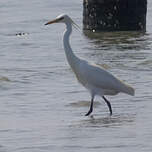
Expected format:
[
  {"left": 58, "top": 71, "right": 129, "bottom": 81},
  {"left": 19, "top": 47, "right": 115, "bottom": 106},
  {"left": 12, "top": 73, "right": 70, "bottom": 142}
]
[
  {"left": 69, "top": 114, "right": 136, "bottom": 128},
  {"left": 0, "top": 76, "right": 10, "bottom": 82},
  {"left": 67, "top": 100, "right": 101, "bottom": 108}
]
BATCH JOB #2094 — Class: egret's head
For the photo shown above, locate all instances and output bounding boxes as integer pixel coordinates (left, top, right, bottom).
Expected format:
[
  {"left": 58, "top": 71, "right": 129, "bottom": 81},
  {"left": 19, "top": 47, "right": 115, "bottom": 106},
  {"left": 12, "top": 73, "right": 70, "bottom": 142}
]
[{"left": 45, "top": 14, "right": 80, "bottom": 29}]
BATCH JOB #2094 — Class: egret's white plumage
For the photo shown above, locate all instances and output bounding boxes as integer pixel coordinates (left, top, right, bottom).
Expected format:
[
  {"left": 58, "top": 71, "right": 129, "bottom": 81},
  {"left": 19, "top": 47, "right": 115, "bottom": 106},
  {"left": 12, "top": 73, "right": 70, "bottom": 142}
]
[{"left": 45, "top": 14, "right": 135, "bottom": 116}]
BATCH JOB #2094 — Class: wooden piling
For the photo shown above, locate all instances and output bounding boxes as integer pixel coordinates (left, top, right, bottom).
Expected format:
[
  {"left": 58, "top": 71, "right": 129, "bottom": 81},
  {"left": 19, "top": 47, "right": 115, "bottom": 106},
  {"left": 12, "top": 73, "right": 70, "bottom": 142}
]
[{"left": 83, "top": 0, "right": 147, "bottom": 31}]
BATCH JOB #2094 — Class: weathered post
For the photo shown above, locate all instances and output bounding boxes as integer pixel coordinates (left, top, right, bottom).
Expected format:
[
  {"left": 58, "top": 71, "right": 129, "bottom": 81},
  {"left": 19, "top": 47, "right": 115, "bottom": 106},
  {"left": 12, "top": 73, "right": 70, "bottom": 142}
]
[{"left": 83, "top": 0, "right": 147, "bottom": 31}]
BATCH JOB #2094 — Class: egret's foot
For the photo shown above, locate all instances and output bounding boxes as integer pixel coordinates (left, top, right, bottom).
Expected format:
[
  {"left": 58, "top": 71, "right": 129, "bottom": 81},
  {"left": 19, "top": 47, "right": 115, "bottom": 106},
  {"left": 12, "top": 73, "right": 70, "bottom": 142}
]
[{"left": 85, "top": 109, "right": 93, "bottom": 116}]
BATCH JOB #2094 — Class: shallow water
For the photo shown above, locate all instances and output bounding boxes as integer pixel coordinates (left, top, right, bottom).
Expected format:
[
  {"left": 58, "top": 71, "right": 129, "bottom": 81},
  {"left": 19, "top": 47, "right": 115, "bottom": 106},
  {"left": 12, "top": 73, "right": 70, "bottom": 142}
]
[{"left": 0, "top": 0, "right": 152, "bottom": 151}]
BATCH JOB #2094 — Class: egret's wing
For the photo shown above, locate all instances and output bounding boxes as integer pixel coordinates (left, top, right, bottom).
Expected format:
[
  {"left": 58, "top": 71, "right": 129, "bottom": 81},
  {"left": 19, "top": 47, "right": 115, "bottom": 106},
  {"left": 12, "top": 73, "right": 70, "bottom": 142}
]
[
  {"left": 82, "top": 62, "right": 121, "bottom": 89},
  {"left": 77, "top": 60, "right": 134, "bottom": 95}
]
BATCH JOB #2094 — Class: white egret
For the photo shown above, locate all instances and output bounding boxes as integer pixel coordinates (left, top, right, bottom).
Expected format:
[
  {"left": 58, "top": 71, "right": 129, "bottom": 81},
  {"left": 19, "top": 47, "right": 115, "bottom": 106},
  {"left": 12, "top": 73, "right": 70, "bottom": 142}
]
[{"left": 45, "top": 14, "right": 135, "bottom": 116}]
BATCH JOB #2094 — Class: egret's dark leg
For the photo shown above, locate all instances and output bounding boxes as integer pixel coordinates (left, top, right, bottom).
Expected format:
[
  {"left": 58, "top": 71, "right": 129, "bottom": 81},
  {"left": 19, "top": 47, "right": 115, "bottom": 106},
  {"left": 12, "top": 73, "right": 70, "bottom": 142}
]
[
  {"left": 85, "top": 96, "right": 94, "bottom": 116},
  {"left": 102, "top": 96, "right": 112, "bottom": 115}
]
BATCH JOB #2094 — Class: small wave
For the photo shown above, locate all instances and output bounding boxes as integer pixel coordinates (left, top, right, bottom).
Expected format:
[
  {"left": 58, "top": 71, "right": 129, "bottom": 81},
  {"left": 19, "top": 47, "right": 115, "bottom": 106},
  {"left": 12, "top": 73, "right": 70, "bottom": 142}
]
[
  {"left": 15, "top": 32, "right": 29, "bottom": 37},
  {"left": 0, "top": 76, "right": 10, "bottom": 82},
  {"left": 138, "top": 59, "right": 152, "bottom": 66},
  {"left": 67, "top": 100, "right": 101, "bottom": 108},
  {"left": 70, "top": 113, "right": 135, "bottom": 128}
]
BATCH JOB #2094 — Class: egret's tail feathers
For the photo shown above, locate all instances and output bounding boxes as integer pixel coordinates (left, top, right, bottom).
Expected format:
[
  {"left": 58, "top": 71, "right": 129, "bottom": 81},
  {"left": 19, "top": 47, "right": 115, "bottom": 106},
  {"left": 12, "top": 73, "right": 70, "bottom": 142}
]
[{"left": 124, "top": 84, "right": 135, "bottom": 96}]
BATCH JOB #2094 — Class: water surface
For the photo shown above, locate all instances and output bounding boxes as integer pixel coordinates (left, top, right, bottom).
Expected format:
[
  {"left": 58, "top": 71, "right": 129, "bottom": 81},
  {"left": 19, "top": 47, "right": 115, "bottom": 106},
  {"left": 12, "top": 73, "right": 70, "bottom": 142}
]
[{"left": 0, "top": 0, "right": 152, "bottom": 151}]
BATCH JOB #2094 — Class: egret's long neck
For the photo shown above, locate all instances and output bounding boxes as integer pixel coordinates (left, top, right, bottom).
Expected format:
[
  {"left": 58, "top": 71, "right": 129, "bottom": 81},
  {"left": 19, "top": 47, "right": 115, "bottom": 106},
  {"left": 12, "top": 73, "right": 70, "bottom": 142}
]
[{"left": 63, "top": 22, "right": 79, "bottom": 70}]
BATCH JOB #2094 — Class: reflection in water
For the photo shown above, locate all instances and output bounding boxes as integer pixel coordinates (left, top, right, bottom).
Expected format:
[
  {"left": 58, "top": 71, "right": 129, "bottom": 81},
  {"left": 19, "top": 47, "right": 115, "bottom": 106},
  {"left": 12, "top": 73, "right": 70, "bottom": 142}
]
[
  {"left": 71, "top": 114, "right": 135, "bottom": 128},
  {"left": 83, "top": 30, "right": 152, "bottom": 71},
  {"left": 84, "top": 30, "right": 146, "bottom": 43},
  {"left": 67, "top": 100, "right": 101, "bottom": 108},
  {"left": 83, "top": 30, "right": 150, "bottom": 51}
]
